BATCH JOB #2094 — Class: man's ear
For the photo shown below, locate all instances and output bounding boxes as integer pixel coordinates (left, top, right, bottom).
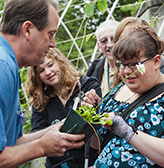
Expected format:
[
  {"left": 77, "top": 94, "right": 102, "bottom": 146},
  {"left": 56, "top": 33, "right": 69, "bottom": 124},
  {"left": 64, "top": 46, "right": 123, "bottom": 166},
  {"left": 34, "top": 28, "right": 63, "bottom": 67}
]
[
  {"left": 97, "top": 42, "right": 103, "bottom": 53},
  {"left": 154, "top": 54, "right": 161, "bottom": 69},
  {"left": 22, "top": 21, "right": 33, "bottom": 41}
]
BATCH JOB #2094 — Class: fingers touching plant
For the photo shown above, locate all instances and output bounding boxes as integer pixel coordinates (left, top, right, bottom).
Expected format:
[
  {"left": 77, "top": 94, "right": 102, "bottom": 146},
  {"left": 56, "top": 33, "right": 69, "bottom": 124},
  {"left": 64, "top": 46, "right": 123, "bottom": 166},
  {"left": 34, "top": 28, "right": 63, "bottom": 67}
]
[{"left": 76, "top": 63, "right": 146, "bottom": 125}]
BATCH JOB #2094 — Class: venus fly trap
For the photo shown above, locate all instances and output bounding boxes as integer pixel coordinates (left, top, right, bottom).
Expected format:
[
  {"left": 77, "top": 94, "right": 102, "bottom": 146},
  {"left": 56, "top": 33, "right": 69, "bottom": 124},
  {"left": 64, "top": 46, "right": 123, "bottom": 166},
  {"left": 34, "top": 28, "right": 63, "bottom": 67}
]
[
  {"left": 76, "top": 105, "right": 112, "bottom": 125},
  {"left": 76, "top": 63, "right": 146, "bottom": 126}
]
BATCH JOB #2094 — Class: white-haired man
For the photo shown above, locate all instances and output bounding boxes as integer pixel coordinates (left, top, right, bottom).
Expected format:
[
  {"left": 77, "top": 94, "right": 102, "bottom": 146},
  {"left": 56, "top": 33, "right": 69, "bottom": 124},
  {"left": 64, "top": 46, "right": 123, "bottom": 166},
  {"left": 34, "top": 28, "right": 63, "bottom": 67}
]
[{"left": 86, "top": 20, "right": 119, "bottom": 97}]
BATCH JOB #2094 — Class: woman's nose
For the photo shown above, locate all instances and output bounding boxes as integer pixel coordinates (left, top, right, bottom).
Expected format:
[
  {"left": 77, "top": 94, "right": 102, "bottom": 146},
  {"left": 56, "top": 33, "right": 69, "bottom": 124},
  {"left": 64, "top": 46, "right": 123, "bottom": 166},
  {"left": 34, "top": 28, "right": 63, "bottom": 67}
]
[
  {"left": 124, "top": 65, "right": 133, "bottom": 74},
  {"left": 45, "top": 68, "right": 51, "bottom": 75}
]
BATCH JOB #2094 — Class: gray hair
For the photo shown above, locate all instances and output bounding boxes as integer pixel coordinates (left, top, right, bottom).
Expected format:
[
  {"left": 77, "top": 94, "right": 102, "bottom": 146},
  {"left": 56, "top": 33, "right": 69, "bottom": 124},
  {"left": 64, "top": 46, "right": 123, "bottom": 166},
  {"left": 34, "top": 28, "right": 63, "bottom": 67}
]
[{"left": 95, "top": 20, "right": 119, "bottom": 41}]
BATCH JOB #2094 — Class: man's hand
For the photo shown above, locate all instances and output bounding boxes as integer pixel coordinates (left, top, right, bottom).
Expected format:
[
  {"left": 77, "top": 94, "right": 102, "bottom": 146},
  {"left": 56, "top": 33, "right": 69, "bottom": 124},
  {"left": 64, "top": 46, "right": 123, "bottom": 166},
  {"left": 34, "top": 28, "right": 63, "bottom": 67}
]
[{"left": 40, "top": 121, "right": 85, "bottom": 157}]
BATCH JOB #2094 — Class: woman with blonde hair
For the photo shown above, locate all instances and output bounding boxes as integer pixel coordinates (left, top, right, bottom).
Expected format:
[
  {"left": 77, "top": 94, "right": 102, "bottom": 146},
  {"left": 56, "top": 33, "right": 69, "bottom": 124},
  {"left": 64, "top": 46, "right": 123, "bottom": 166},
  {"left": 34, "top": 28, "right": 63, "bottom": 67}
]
[
  {"left": 114, "top": 17, "right": 149, "bottom": 43},
  {"left": 26, "top": 48, "right": 102, "bottom": 168}
]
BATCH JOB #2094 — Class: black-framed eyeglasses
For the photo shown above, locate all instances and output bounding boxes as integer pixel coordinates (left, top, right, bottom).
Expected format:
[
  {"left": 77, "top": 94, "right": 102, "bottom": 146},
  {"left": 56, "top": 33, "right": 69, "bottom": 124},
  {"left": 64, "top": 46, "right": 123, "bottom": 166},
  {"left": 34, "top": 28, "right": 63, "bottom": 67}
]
[{"left": 115, "top": 55, "right": 156, "bottom": 69}]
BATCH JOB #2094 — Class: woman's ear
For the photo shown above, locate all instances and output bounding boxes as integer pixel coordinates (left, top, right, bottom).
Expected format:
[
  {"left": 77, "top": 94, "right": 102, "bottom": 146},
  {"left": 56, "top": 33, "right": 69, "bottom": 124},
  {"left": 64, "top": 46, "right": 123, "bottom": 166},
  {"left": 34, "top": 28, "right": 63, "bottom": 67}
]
[{"left": 154, "top": 54, "right": 161, "bottom": 70}]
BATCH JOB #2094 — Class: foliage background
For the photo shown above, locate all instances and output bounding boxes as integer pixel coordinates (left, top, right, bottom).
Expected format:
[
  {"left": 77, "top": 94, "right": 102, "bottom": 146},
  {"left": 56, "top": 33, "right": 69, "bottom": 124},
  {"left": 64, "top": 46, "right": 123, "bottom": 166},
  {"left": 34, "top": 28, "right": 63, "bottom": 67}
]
[{"left": 55, "top": 0, "right": 143, "bottom": 67}]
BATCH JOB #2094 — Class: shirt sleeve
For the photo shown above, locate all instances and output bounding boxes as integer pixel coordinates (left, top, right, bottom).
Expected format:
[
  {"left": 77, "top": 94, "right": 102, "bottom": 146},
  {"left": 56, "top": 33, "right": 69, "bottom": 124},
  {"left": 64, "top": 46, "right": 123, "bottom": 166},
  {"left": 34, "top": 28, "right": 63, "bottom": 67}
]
[
  {"left": 31, "top": 108, "right": 47, "bottom": 132},
  {"left": 83, "top": 76, "right": 102, "bottom": 98}
]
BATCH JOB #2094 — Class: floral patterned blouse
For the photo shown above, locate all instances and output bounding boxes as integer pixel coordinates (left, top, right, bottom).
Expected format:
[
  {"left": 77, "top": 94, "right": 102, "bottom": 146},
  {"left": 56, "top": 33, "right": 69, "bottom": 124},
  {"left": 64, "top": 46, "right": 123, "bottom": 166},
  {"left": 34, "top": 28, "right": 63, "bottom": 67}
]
[{"left": 94, "top": 84, "right": 164, "bottom": 168}]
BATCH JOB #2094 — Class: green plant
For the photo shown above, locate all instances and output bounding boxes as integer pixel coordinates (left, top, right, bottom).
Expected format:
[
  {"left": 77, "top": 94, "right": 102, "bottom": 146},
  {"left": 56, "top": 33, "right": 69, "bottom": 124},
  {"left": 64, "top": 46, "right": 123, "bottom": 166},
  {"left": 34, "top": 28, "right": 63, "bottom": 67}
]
[
  {"left": 149, "top": 3, "right": 164, "bottom": 27},
  {"left": 84, "top": 0, "right": 108, "bottom": 17},
  {"left": 23, "top": 113, "right": 32, "bottom": 134},
  {"left": 120, "top": 0, "right": 143, "bottom": 15},
  {"left": 76, "top": 105, "right": 112, "bottom": 125}
]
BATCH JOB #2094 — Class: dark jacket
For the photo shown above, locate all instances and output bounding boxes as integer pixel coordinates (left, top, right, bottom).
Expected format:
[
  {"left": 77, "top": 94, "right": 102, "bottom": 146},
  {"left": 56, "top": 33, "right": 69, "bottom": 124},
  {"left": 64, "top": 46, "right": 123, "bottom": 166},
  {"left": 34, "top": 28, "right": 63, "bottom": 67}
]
[
  {"left": 86, "top": 56, "right": 106, "bottom": 85},
  {"left": 31, "top": 76, "right": 102, "bottom": 168}
]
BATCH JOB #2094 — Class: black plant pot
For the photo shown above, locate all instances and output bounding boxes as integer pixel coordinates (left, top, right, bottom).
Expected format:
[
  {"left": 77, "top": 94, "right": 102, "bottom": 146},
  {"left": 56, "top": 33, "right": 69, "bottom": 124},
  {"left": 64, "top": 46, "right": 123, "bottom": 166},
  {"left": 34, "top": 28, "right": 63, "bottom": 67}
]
[{"left": 60, "top": 107, "right": 101, "bottom": 143}]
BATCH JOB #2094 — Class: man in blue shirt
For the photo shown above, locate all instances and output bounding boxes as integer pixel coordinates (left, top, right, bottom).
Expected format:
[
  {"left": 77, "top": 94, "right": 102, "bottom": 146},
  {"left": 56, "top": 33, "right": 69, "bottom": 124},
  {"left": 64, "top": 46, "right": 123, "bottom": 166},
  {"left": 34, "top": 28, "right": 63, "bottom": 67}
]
[{"left": 0, "top": 0, "right": 84, "bottom": 167}]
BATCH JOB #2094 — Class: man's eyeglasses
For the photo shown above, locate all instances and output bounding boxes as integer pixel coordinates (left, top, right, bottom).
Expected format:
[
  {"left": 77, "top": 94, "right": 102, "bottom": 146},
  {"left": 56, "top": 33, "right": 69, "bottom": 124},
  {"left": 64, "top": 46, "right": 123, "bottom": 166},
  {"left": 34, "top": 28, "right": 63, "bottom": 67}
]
[{"left": 115, "top": 55, "right": 156, "bottom": 69}]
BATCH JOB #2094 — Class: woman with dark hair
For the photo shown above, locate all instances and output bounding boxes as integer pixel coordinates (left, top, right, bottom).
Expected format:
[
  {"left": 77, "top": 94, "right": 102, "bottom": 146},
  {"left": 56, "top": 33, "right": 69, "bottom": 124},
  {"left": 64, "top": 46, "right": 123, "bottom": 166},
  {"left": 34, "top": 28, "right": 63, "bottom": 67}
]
[{"left": 83, "top": 26, "right": 164, "bottom": 167}]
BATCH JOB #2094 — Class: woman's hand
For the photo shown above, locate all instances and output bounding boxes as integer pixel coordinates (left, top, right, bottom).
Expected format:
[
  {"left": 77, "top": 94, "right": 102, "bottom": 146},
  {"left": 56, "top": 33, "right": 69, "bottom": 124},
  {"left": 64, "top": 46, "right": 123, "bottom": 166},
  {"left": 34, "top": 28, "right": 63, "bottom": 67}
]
[
  {"left": 82, "top": 89, "right": 101, "bottom": 107},
  {"left": 103, "top": 112, "right": 115, "bottom": 129},
  {"left": 103, "top": 113, "right": 135, "bottom": 142}
]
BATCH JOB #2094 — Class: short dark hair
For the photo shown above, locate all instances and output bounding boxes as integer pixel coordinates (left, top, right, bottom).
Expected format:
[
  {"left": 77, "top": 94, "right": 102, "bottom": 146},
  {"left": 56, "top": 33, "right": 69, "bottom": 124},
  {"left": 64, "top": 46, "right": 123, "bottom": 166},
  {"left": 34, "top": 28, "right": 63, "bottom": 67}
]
[{"left": 0, "top": 0, "right": 59, "bottom": 35}]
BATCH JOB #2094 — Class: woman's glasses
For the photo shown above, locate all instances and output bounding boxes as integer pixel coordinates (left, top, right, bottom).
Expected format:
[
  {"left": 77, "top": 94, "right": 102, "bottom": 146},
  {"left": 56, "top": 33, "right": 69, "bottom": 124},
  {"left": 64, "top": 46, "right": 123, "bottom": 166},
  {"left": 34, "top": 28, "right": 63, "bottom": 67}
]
[{"left": 115, "top": 55, "right": 156, "bottom": 69}]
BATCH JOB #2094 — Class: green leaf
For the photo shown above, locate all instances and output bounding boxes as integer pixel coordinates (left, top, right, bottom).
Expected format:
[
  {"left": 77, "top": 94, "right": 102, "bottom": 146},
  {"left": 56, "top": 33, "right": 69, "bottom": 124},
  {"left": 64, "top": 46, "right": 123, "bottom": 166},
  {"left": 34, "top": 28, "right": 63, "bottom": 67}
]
[
  {"left": 97, "top": 0, "right": 107, "bottom": 14},
  {"left": 84, "top": 4, "right": 94, "bottom": 17},
  {"left": 105, "top": 119, "right": 112, "bottom": 125},
  {"left": 76, "top": 105, "right": 112, "bottom": 125},
  {"left": 155, "top": 16, "right": 160, "bottom": 23},
  {"left": 103, "top": 113, "right": 109, "bottom": 118},
  {"left": 86, "top": 34, "right": 92, "bottom": 42},
  {"left": 150, "top": 20, "right": 154, "bottom": 27}
]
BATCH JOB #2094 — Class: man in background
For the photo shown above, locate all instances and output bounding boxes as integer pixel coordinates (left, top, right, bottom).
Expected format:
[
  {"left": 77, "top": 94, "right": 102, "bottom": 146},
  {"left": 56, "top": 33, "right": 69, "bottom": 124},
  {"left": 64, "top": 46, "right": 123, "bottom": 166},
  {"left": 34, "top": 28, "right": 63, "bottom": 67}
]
[{"left": 86, "top": 20, "right": 119, "bottom": 97}]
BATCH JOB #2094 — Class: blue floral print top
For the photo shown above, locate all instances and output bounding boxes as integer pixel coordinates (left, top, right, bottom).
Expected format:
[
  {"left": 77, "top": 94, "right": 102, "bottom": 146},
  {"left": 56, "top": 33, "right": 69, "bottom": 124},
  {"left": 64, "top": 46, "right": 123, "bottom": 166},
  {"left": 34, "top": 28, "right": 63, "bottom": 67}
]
[{"left": 94, "top": 84, "right": 164, "bottom": 168}]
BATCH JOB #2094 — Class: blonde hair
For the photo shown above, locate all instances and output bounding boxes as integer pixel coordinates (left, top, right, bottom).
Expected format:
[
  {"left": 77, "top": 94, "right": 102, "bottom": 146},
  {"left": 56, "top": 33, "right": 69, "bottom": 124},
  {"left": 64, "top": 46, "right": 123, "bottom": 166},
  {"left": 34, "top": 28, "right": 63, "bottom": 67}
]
[
  {"left": 25, "top": 48, "right": 83, "bottom": 111},
  {"left": 114, "top": 17, "right": 149, "bottom": 43}
]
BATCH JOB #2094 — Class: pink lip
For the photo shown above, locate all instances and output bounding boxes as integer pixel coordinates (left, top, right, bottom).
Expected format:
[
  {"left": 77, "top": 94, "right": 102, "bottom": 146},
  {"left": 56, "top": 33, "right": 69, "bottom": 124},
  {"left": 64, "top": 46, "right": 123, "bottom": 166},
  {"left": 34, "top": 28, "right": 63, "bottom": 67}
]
[
  {"left": 47, "top": 74, "right": 55, "bottom": 81},
  {"left": 126, "top": 77, "right": 136, "bottom": 83}
]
